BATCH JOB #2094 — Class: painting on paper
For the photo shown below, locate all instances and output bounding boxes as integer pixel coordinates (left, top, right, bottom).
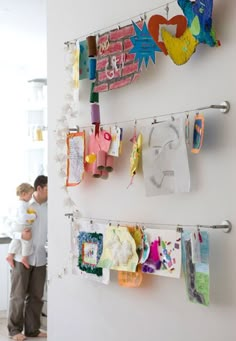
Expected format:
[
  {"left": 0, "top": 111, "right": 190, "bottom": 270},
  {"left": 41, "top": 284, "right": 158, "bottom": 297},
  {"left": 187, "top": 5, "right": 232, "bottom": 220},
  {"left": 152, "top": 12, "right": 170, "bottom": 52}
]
[
  {"left": 182, "top": 231, "right": 209, "bottom": 306},
  {"left": 142, "top": 228, "right": 182, "bottom": 278}
]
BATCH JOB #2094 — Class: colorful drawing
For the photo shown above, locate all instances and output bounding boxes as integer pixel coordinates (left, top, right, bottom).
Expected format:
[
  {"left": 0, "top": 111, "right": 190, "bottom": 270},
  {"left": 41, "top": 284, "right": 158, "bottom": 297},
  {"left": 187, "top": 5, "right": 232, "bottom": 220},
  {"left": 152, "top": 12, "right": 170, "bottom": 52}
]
[
  {"left": 118, "top": 264, "right": 143, "bottom": 288},
  {"left": 78, "top": 232, "right": 103, "bottom": 276},
  {"left": 72, "top": 220, "right": 110, "bottom": 284},
  {"left": 79, "top": 40, "right": 89, "bottom": 80},
  {"left": 161, "top": 27, "right": 198, "bottom": 65},
  {"left": 182, "top": 231, "right": 209, "bottom": 306},
  {"left": 191, "top": 113, "right": 204, "bottom": 153},
  {"left": 98, "top": 225, "right": 139, "bottom": 272},
  {"left": 142, "top": 229, "right": 182, "bottom": 278},
  {"left": 93, "top": 23, "right": 143, "bottom": 92},
  {"left": 148, "top": 14, "right": 187, "bottom": 55},
  {"left": 66, "top": 132, "right": 85, "bottom": 186},
  {"left": 177, "top": 0, "right": 220, "bottom": 47},
  {"left": 129, "top": 21, "right": 161, "bottom": 70}
]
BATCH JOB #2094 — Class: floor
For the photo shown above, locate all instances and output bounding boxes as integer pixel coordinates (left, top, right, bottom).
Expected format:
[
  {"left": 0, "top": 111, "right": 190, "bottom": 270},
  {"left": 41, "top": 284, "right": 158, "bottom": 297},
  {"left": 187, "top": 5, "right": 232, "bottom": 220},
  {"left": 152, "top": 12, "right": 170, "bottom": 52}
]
[{"left": 0, "top": 312, "right": 47, "bottom": 341}]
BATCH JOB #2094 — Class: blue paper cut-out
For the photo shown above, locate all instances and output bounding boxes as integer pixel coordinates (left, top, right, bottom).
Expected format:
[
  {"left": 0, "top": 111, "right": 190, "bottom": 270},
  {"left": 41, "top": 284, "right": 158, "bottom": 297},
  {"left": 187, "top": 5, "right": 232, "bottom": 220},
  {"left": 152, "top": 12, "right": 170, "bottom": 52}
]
[
  {"left": 129, "top": 21, "right": 161, "bottom": 70},
  {"left": 177, "top": 0, "right": 219, "bottom": 47}
]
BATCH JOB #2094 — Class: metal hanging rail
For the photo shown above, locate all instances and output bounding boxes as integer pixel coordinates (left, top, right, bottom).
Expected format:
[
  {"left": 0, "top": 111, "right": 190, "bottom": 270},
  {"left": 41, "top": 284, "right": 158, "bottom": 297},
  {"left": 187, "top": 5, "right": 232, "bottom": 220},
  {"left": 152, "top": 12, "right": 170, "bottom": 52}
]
[
  {"left": 65, "top": 213, "right": 232, "bottom": 233},
  {"left": 67, "top": 101, "right": 230, "bottom": 132}
]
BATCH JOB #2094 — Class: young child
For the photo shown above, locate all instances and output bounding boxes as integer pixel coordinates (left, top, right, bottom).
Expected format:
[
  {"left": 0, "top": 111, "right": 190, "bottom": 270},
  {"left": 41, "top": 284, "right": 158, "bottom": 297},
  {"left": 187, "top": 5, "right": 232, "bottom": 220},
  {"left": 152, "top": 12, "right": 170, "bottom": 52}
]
[{"left": 6, "top": 183, "right": 36, "bottom": 269}]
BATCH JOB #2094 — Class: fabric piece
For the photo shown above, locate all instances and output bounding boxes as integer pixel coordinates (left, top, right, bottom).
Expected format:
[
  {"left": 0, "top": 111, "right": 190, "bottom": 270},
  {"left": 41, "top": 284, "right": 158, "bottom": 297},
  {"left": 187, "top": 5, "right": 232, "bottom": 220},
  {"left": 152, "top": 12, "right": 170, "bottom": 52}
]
[
  {"left": 142, "top": 117, "right": 190, "bottom": 196},
  {"left": 98, "top": 225, "right": 138, "bottom": 272},
  {"left": 182, "top": 231, "right": 209, "bottom": 305},
  {"left": 161, "top": 27, "right": 198, "bottom": 65},
  {"left": 142, "top": 229, "right": 182, "bottom": 278},
  {"left": 94, "top": 22, "right": 143, "bottom": 92}
]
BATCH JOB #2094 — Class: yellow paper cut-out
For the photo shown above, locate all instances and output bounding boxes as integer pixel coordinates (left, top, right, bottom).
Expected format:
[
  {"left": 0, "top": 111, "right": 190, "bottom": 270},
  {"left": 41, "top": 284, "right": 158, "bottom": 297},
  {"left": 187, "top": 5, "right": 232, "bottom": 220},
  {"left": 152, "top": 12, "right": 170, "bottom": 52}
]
[
  {"left": 161, "top": 28, "right": 198, "bottom": 65},
  {"left": 130, "top": 133, "right": 142, "bottom": 176}
]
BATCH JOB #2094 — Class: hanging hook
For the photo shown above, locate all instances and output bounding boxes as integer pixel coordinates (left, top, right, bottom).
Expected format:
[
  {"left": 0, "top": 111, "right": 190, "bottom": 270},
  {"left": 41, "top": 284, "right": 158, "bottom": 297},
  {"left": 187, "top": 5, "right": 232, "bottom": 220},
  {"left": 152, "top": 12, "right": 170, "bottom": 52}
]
[{"left": 165, "top": 4, "right": 169, "bottom": 20}]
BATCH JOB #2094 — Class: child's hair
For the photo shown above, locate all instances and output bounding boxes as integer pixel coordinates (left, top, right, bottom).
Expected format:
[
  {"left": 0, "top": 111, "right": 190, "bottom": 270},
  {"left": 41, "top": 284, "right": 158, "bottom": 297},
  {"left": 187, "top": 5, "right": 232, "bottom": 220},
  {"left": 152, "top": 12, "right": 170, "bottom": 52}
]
[{"left": 16, "top": 183, "right": 34, "bottom": 196}]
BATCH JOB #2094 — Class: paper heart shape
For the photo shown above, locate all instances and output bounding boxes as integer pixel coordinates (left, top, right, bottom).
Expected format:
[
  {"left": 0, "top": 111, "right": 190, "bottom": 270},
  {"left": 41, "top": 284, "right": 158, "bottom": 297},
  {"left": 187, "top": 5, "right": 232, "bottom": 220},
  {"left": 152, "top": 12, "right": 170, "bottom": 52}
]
[
  {"left": 161, "top": 27, "right": 198, "bottom": 65},
  {"left": 148, "top": 15, "right": 187, "bottom": 55}
]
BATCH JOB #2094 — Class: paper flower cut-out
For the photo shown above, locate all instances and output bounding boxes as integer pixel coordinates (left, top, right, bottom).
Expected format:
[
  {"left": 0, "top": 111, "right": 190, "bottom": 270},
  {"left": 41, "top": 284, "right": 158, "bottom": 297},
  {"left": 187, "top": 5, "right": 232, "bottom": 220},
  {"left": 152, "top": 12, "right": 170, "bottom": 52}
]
[
  {"left": 161, "top": 27, "right": 198, "bottom": 65},
  {"left": 129, "top": 21, "right": 161, "bottom": 69},
  {"left": 177, "top": 0, "right": 220, "bottom": 47}
]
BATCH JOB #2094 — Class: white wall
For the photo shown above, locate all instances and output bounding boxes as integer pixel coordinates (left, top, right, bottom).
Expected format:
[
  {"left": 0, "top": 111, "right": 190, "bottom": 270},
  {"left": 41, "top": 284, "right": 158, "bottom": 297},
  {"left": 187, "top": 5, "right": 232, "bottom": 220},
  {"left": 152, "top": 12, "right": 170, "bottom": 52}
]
[{"left": 47, "top": 0, "right": 236, "bottom": 340}]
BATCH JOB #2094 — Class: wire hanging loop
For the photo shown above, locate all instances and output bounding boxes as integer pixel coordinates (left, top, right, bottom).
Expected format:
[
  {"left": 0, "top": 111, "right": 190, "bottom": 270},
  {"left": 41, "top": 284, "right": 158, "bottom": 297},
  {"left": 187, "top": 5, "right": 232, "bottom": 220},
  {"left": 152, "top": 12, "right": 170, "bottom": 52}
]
[{"left": 165, "top": 3, "right": 169, "bottom": 20}]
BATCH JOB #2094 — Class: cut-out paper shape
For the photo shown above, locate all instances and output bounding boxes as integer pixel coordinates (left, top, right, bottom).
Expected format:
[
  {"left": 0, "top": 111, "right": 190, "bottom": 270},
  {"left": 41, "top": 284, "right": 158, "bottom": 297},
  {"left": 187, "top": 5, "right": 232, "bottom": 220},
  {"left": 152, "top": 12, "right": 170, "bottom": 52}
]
[
  {"left": 161, "top": 27, "right": 198, "bottom": 65},
  {"left": 142, "top": 117, "right": 190, "bottom": 196},
  {"left": 79, "top": 40, "right": 89, "bottom": 80},
  {"left": 142, "top": 229, "right": 182, "bottom": 278},
  {"left": 72, "top": 220, "right": 110, "bottom": 284},
  {"left": 118, "top": 264, "right": 143, "bottom": 288},
  {"left": 129, "top": 21, "right": 161, "bottom": 69},
  {"left": 182, "top": 231, "right": 209, "bottom": 305},
  {"left": 128, "top": 226, "right": 144, "bottom": 262},
  {"left": 94, "top": 22, "right": 143, "bottom": 92},
  {"left": 108, "top": 126, "right": 122, "bottom": 157},
  {"left": 98, "top": 225, "right": 138, "bottom": 272},
  {"left": 191, "top": 113, "right": 204, "bottom": 153},
  {"left": 177, "top": 0, "right": 220, "bottom": 47},
  {"left": 73, "top": 43, "right": 80, "bottom": 88},
  {"left": 148, "top": 14, "right": 187, "bottom": 55},
  {"left": 66, "top": 132, "right": 85, "bottom": 186},
  {"left": 128, "top": 132, "right": 142, "bottom": 187},
  {"left": 140, "top": 233, "right": 150, "bottom": 264}
]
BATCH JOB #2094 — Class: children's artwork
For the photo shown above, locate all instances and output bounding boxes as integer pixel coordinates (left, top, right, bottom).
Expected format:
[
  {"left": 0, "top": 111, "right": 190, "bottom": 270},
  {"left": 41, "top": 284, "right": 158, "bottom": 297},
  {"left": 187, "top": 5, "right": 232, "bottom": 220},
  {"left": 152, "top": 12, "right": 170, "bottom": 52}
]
[
  {"left": 129, "top": 21, "right": 161, "bottom": 70},
  {"left": 97, "top": 225, "right": 139, "bottom": 272},
  {"left": 161, "top": 27, "right": 198, "bottom": 65},
  {"left": 85, "top": 130, "right": 113, "bottom": 178},
  {"left": 118, "top": 264, "right": 143, "bottom": 288},
  {"left": 148, "top": 14, "right": 187, "bottom": 55},
  {"left": 66, "top": 132, "right": 85, "bottom": 186},
  {"left": 128, "top": 226, "right": 144, "bottom": 262},
  {"left": 128, "top": 131, "right": 142, "bottom": 187},
  {"left": 93, "top": 23, "right": 143, "bottom": 92},
  {"left": 142, "top": 117, "right": 190, "bottom": 196},
  {"left": 177, "top": 0, "right": 220, "bottom": 47},
  {"left": 182, "top": 231, "right": 209, "bottom": 306},
  {"left": 142, "top": 228, "right": 182, "bottom": 278},
  {"left": 73, "top": 43, "right": 80, "bottom": 88},
  {"left": 79, "top": 40, "right": 89, "bottom": 80},
  {"left": 107, "top": 126, "right": 122, "bottom": 157},
  {"left": 72, "top": 220, "right": 110, "bottom": 284},
  {"left": 191, "top": 113, "right": 204, "bottom": 154}
]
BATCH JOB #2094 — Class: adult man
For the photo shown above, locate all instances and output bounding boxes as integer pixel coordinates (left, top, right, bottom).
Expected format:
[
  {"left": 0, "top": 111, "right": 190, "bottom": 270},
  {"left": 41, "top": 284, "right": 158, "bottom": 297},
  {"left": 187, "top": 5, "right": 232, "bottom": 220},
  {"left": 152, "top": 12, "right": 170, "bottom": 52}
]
[{"left": 8, "top": 175, "right": 48, "bottom": 340}]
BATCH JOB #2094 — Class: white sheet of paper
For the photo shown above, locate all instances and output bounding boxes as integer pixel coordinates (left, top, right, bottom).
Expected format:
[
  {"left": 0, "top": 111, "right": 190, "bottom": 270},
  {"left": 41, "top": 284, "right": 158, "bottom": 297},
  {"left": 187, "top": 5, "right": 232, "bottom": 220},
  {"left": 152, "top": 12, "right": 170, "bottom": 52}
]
[
  {"left": 67, "top": 134, "right": 84, "bottom": 185},
  {"left": 142, "top": 117, "right": 190, "bottom": 196}
]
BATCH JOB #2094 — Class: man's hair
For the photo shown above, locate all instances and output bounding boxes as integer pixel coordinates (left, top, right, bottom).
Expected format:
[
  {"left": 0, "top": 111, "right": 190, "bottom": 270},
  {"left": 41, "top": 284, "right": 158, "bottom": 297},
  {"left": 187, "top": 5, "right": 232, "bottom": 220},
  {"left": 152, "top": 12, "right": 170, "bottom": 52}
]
[{"left": 34, "top": 175, "right": 48, "bottom": 191}]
